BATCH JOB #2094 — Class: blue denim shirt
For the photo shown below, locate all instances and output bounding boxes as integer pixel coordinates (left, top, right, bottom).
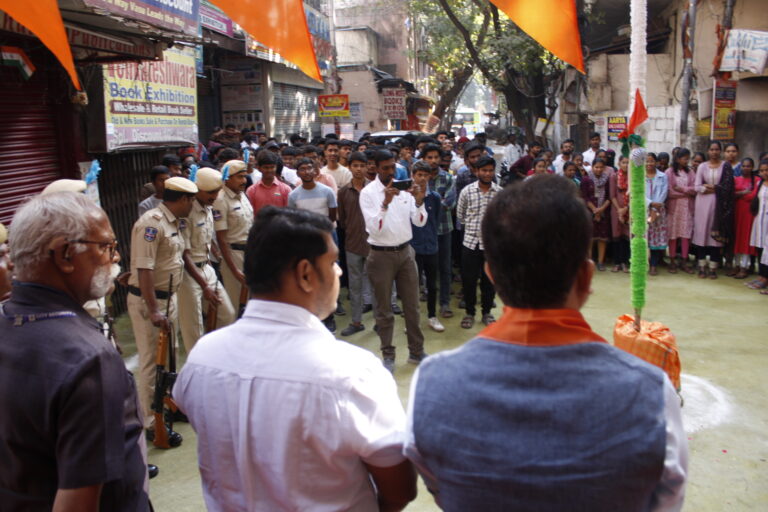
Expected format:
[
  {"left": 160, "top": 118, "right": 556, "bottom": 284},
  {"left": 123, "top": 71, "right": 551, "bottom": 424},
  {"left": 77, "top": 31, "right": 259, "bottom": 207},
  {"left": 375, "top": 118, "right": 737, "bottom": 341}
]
[{"left": 410, "top": 191, "right": 441, "bottom": 254}]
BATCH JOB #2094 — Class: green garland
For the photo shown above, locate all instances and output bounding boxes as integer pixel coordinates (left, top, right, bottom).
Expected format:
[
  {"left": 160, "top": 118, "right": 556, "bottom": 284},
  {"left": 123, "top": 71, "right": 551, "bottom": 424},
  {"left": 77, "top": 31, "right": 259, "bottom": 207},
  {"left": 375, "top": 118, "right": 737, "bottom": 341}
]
[{"left": 628, "top": 147, "right": 648, "bottom": 314}]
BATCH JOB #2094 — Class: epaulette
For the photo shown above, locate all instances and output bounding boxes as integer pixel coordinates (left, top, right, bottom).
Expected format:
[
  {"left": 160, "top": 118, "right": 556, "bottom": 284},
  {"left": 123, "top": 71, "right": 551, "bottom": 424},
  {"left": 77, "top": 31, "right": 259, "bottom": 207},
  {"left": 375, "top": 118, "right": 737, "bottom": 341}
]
[{"left": 150, "top": 211, "right": 163, "bottom": 220}]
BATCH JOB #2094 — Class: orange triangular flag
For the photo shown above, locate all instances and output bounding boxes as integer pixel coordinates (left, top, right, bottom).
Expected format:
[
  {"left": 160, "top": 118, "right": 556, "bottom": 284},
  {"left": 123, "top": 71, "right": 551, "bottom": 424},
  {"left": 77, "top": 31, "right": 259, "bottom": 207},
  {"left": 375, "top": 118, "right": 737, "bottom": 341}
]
[
  {"left": 627, "top": 88, "right": 649, "bottom": 134},
  {"left": 489, "top": 0, "right": 584, "bottom": 73},
  {"left": 209, "top": 0, "right": 321, "bottom": 82},
  {"left": 0, "top": 0, "right": 81, "bottom": 89}
]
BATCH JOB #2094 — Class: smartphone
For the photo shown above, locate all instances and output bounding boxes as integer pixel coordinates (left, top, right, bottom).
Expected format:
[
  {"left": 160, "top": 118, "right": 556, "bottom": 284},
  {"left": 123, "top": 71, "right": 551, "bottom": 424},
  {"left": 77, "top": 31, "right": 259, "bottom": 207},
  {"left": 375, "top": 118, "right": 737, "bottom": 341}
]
[{"left": 392, "top": 179, "right": 412, "bottom": 191}]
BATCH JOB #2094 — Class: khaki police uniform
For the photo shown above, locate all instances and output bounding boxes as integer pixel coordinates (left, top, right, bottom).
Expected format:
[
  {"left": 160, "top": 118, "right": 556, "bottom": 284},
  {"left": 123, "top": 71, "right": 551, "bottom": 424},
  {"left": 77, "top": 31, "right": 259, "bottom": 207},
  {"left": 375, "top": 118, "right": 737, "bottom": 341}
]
[
  {"left": 127, "top": 202, "right": 186, "bottom": 428},
  {"left": 178, "top": 198, "right": 235, "bottom": 351},
  {"left": 213, "top": 185, "right": 253, "bottom": 311}
]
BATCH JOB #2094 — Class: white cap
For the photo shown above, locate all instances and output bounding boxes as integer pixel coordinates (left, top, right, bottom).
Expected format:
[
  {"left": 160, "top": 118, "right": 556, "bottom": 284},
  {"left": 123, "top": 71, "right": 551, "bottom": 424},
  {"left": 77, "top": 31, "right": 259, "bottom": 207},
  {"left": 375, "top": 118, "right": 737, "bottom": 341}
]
[
  {"left": 195, "top": 168, "right": 223, "bottom": 192},
  {"left": 164, "top": 177, "right": 198, "bottom": 194},
  {"left": 41, "top": 179, "right": 87, "bottom": 195}
]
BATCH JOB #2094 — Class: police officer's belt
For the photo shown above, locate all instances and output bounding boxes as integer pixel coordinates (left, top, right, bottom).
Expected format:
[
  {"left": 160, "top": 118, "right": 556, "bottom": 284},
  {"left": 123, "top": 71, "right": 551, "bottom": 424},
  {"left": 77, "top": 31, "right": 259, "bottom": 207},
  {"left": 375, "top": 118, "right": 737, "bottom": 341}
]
[
  {"left": 230, "top": 243, "right": 247, "bottom": 251},
  {"left": 128, "top": 285, "right": 171, "bottom": 300}
]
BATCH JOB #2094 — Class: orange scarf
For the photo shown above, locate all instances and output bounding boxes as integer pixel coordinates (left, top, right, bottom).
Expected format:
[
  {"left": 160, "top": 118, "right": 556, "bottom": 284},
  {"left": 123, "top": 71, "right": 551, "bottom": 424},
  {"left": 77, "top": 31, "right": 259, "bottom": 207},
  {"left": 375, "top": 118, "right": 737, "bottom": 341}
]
[{"left": 479, "top": 307, "right": 606, "bottom": 347}]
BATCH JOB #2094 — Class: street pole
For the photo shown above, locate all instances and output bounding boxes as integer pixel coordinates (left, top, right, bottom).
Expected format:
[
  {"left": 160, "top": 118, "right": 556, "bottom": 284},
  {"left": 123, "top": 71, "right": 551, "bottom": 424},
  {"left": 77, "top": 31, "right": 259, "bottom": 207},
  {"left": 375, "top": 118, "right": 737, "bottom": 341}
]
[
  {"left": 629, "top": 0, "right": 647, "bottom": 115},
  {"left": 679, "top": 0, "right": 698, "bottom": 148}
]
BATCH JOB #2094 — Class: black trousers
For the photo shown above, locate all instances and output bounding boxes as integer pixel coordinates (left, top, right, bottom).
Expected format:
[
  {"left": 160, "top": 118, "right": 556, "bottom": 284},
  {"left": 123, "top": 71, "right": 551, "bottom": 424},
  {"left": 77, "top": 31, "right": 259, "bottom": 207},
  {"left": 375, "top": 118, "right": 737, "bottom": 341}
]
[
  {"left": 461, "top": 246, "right": 495, "bottom": 316},
  {"left": 696, "top": 246, "right": 722, "bottom": 265},
  {"left": 613, "top": 237, "right": 630, "bottom": 265},
  {"left": 415, "top": 252, "right": 438, "bottom": 318}
]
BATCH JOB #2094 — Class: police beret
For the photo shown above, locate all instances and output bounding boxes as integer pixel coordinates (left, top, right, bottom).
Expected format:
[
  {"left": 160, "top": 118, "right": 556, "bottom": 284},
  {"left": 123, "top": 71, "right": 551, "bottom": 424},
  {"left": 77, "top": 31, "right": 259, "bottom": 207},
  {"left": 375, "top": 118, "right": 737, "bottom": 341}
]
[
  {"left": 41, "top": 179, "right": 87, "bottom": 195},
  {"left": 195, "top": 168, "right": 223, "bottom": 192},
  {"left": 164, "top": 177, "right": 198, "bottom": 194}
]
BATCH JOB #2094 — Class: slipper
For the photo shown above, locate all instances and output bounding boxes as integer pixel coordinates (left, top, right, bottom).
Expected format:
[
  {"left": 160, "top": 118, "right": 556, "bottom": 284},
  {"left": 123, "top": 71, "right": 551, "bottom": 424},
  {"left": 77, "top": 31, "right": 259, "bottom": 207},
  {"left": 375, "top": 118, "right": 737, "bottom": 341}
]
[
  {"left": 461, "top": 315, "right": 475, "bottom": 329},
  {"left": 611, "top": 265, "right": 621, "bottom": 273},
  {"left": 760, "top": 289, "right": 768, "bottom": 295}
]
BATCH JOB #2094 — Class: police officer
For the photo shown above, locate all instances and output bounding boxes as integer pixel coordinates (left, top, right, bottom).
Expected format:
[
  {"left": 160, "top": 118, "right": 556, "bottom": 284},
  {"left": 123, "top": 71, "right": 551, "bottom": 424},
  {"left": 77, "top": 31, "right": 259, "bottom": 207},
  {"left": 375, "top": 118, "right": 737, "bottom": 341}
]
[
  {"left": 213, "top": 160, "right": 254, "bottom": 312},
  {"left": 127, "top": 176, "right": 197, "bottom": 440},
  {"left": 178, "top": 168, "right": 235, "bottom": 351}
]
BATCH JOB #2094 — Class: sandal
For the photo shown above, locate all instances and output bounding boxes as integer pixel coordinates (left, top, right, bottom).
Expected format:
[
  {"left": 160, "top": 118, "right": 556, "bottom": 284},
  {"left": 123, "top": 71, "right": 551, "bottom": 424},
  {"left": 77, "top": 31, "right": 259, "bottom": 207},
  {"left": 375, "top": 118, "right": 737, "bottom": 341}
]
[
  {"left": 734, "top": 269, "right": 748, "bottom": 279},
  {"left": 698, "top": 268, "right": 707, "bottom": 279},
  {"left": 621, "top": 264, "right": 629, "bottom": 273},
  {"left": 748, "top": 279, "right": 768, "bottom": 290},
  {"left": 725, "top": 268, "right": 739, "bottom": 277},
  {"left": 460, "top": 316, "right": 475, "bottom": 329},
  {"left": 649, "top": 266, "right": 658, "bottom": 276},
  {"left": 668, "top": 263, "right": 678, "bottom": 274},
  {"left": 760, "top": 289, "right": 768, "bottom": 295},
  {"left": 611, "top": 265, "right": 621, "bottom": 273},
  {"left": 682, "top": 263, "right": 695, "bottom": 274},
  {"left": 709, "top": 270, "right": 718, "bottom": 280}
]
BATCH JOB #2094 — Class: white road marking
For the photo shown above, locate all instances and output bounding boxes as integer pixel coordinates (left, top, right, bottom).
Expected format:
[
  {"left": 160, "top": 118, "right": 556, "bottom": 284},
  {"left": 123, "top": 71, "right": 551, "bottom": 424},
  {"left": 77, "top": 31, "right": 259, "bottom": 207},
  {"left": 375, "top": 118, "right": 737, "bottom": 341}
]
[{"left": 679, "top": 374, "right": 733, "bottom": 434}]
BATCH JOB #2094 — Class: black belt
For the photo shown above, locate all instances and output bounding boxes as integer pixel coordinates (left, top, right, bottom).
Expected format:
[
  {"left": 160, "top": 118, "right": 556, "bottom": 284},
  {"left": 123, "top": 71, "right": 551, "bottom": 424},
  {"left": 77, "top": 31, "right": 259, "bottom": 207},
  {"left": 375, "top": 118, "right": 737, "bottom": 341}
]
[
  {"left": 128, "top": 286, "right": 172, "bottom": 300},
  {"left": 193, "top": 260, "right": 208, "bottom": 268},
  {"left": 370, "top": 242, "right": 410, "bottom": 252},
  {"left": 230, "top": 243, "right": 247, "bottom": 251}
]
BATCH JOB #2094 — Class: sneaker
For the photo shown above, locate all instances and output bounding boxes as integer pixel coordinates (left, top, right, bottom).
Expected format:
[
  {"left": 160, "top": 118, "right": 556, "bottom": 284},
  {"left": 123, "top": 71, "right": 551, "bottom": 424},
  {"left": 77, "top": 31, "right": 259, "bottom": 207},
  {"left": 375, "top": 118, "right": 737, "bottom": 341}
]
[
  {"left": 407, "top": 352, "right": 429, "bottom": 365},
  {"left": 382, "top": 357, "right": 395, "bottom": 374},
  {"left": 362, "top": 304, "right": 373, "bottom": 314},
  {"left": 391, "top": 303, "right": 403, "bottom": 315},
  {"left": 428, "top": 317, "right": 445, "bottom": 332},
  {"left": 335, "top": 303, "right": 346, "bottom": 316},
  {"left": 481, "top": 314, "right": 496, "bottom": 326},
  {"left": 323, "top": 317, "right": 337, "bottom": 333},
  {"left": 340, "top": 323, "right": 365, "bottom": 336},
  {"left": 440, "top": 305, "right": 454, "bottom": 318}
]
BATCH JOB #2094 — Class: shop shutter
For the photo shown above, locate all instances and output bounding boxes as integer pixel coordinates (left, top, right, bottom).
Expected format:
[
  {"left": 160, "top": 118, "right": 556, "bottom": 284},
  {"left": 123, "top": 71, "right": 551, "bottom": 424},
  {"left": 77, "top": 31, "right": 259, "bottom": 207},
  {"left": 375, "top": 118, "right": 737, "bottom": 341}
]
[
  {"left": 0, "top": 72, "right": 61, "bottom": 225},
  {"left": 272, "top": 83, "right": 320, "bottom": 141}
]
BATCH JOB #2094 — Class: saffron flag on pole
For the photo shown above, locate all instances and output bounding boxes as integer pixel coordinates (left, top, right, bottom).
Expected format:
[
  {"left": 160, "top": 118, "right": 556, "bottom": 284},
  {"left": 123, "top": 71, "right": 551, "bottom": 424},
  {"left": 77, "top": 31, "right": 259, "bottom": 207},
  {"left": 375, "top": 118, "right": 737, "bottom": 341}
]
[
  {"left": 0, "top": 0, "right": 81, "bottom": 89},
  {"left": 209, "top": 0, "right": 321, "bottom": 82},
  {"left": 488, "top": 0, "right": 585, "bottom": 73}
]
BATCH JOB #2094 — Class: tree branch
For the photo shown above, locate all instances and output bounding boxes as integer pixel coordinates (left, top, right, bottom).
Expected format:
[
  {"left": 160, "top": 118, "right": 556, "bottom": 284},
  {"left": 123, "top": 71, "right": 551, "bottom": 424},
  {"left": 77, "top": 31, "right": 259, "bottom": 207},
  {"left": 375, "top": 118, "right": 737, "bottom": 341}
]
[
  {"left": 435, "top": 0, "right": 503, "bottom": 90},
  {"left": 489, "top": 3, "right": 501, "bottom": 37}
]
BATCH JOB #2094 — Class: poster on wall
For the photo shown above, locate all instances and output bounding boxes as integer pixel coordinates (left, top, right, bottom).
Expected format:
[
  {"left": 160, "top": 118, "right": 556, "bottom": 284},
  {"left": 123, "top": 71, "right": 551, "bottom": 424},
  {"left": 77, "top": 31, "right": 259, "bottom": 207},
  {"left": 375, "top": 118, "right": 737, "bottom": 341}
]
[
  {"left": 382, "top": 88, "right": 406, "bottom": 120},
  {"left": 607, "top": 116, "right": 627, "bottom": 142},
  {"left": 318, "top": 94, "right": 349, "bottom": 117},
  {"left": 711, "top": 79, "right": 737, "bottom": 141},
  {"left": 103, "top": 46, "right": 198, "bottom": 151}
]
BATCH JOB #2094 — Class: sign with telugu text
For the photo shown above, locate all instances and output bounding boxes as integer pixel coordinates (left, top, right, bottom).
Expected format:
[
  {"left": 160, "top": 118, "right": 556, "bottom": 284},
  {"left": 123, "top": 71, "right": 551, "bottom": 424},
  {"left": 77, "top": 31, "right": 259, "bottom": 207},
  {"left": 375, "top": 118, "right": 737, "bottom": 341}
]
[
  {"left": 711, "top": 79, "right": 737, "bottom": 141},
  {"left": 81, "top": 0, "right": 200, "bottom": 36},
  {"left": 318, "top": 94, "right": 349, "bottom": 117},
  {"left": 382, "top": 88, "right": 406, "bottom": 120},
  {"left": 103, "top": 46, "right": 198, "bottom": 151},
  {"left": 607, "top": 116, "right": 627, "bottom": 142}
]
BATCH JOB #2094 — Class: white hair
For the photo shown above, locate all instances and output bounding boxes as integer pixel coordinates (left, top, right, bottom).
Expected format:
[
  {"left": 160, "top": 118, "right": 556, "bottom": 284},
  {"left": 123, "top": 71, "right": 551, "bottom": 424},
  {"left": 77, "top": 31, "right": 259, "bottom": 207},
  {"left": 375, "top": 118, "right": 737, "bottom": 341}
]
[{"left": 9, "top": 192, "right": 103, "bottom": 276}]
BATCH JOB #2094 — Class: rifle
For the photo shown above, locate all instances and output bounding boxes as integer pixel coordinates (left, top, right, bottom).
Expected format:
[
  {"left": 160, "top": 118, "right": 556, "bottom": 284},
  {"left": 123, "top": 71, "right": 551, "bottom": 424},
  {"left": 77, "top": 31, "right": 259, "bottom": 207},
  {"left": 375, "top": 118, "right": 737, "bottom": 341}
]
[
  {"left": 152, "top": 275, "right": 182, "bottom": 449},
  {"left": 238, "top": 282, "right": 249, "bottom": 318},
  {"left": 105, "top": 295, "right": 122, "bottom": 355},
  {"left": 205, "top": 280, "right": 218, "bottom": 332}
]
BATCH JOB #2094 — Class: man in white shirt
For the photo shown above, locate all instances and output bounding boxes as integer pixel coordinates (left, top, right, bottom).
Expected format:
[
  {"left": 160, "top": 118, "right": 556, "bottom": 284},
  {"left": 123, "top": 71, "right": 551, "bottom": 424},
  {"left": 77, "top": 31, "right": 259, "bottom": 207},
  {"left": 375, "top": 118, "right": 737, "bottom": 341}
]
[
  {"left": 502, "top": 132, "right": 522, "bottom": 166},
  {"left": 359, "top": 150, "right": 428, "bottom": 373},
  {"left": 582, "top": 132, "right": 604, "bottom": 172},
  {"left": 553, "top": 139, "right": 576, "bottom": 175},
  {"left": 175, "top": 206, "right": 417, "bottom": 512},
  {"left": 321, "top": 139, "right": 353, "bottom": 189}
]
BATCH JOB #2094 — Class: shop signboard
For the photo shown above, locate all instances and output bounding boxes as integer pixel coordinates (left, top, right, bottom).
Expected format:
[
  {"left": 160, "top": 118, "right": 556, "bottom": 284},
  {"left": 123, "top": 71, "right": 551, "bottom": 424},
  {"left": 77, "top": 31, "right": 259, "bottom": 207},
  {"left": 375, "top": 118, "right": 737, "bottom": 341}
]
[
  {"left": 711, "top": 79, "right": 737, "bottom": 141},
  {"left": 102, "top": 46, "right": 198, "bottom": 151},
  {"left": 82, "top": 0, "right": 200, "bottom": 36},
  {"left": 382, "top": 88, "right": 406, "bottom": 120},
  {"left": 199, "top": 0, "right": 232, "bottom": 37},
  {"left": 318, "top": 94, "right": 349, "bottom": 117},
  {"left": 607, "top": 116, "right": 627, "bottom": 142}
]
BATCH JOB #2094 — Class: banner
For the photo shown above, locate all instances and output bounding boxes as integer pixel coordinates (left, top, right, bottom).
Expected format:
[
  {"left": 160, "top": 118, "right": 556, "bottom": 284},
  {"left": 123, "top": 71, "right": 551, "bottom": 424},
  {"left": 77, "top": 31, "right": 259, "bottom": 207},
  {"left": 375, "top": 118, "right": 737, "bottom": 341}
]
[
  {"left": 711, "top": 79, "right": 737, "bottom": 141},
  {"left": 382, "top": 88, "right": 406, "bottom": 120},
  {"left": 720, "top": 29, "right": 768, "bottom": 75},
  {"left": 82, "top": 0, "right": 200, "bottom": 36},
  {"left": 318, "top": 94, "right": 349, "bottom": 117},
  {"left": 103, "top": 46, "right": 198, "bottom": 151},
  {"left": 607, "top": 116, "right": 627, "bottom": 142},
  {"left": 200, "top": 0, "right": 232, "bottom": 37}
]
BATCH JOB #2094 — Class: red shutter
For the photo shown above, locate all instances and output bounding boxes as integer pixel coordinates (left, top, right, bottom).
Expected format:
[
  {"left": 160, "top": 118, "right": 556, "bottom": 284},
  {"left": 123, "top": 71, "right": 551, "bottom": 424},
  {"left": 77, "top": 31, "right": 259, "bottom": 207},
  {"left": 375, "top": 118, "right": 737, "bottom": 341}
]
[{"left": 0, "top": 72, "right": 62, "bottom": 225}]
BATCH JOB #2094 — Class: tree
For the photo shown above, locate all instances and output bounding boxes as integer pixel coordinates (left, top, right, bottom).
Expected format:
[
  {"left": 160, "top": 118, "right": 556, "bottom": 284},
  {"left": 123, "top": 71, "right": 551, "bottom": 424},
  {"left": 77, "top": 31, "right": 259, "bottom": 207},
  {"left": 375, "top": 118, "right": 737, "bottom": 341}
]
[
  {"left": 409, "top": 0, "right": 490, "bottom": 129},
  {"left": 418, "top": 0, "right": 568, "bottom": 143}
]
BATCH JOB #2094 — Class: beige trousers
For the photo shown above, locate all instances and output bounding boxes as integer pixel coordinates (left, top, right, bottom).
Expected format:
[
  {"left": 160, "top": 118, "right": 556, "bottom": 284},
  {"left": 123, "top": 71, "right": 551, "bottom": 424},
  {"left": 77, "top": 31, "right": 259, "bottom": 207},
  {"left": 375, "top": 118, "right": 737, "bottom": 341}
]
[
  {"left": 220, "top": 248, "right": 246, "bottom": 315},
  {"left": 177, "top": 264, "right": 235, "bottom": 352},
  {"left": 127, "top": 292, "right": 178, "bottom": 429}
]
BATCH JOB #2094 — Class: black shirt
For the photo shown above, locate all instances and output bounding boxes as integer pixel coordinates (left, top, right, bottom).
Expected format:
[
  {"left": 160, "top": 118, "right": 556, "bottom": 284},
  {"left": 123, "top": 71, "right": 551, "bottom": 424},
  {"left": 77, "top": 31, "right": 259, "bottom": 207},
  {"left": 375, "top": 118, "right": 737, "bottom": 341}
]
[{"left": 0, "top": 283, "right": 149, "bottom": 511}]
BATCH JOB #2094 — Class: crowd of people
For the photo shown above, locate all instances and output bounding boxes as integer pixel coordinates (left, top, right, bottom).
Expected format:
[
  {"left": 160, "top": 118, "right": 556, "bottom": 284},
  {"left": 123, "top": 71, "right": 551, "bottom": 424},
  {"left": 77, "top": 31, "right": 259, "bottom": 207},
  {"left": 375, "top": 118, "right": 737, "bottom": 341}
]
[{"left": 4, "top": 119, "right": 764, "bottom": 510}]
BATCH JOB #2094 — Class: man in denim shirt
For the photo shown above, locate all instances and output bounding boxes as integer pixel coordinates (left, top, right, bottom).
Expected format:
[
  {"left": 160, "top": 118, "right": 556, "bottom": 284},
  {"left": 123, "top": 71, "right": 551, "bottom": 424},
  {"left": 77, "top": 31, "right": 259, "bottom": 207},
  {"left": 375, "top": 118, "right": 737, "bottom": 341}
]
[{"left": 405, "top": 175, "right": 688, "bottom": 512}]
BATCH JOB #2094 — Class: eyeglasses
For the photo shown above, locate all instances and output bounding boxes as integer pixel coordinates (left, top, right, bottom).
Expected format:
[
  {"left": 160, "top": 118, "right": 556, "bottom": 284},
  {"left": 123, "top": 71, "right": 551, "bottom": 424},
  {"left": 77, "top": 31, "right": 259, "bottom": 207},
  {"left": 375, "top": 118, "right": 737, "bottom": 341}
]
[{"left": 69, "top": 239, "right": 119, "bottom": 259}]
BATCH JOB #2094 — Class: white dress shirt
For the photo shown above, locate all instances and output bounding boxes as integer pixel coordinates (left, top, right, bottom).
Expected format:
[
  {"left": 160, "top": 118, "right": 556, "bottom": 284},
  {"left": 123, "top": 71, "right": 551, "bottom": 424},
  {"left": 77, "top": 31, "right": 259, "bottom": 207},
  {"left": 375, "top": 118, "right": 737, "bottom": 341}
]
[
  {"left": 553, "top": 154, "right": 572, "bottom": 175},
  {"left": 582, "top": 147, "right": 604, "bottom": 172},
  {"left": 175, "top": 299, "right": 407, "bottom": 512},
  {"left": 322, "top": 164, "right": 353, "bottom": 190},
  {"left": 359, "top": 176, "right": 427, "bottom": 247},
  {"left": 503, "top": 143, "right": 522, "bottom": 165}
]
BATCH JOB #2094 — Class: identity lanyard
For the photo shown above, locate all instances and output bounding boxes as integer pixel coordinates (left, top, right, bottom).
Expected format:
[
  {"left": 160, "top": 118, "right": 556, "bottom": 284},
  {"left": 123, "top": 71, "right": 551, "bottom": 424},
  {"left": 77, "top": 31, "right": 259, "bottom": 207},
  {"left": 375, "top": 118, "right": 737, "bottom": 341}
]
[{"left": 0, "top": 304, "right": 77, "bottom": 326}]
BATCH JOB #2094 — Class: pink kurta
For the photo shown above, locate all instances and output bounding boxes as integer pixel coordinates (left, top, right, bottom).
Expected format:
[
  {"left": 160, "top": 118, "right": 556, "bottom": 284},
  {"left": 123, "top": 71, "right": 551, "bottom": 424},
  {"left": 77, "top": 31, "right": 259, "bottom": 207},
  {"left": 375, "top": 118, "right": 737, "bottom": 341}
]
[
  {"left": 664, "top": 168, "right": 696, "bottom": 240},
  {"left": 692, "top": 162, "right": 724, "bottom": 247},
  {"left": 733, "top": 175, "right": 759, "bottom": 255},
  {"left": 609, "top": 171, "right": 629, "bottom": 238}
]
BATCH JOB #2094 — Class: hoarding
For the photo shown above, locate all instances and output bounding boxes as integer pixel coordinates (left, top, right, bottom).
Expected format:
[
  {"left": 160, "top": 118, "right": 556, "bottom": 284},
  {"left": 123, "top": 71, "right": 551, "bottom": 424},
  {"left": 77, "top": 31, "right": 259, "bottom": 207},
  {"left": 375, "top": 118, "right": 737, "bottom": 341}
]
[
  {"left": 318, "top": 94, "right": 349, "bottom": 117},
  {"left": 607, "top": 116, "right": 627, "bottom": 142},
  {"left": 82, "top": 0, "right": 200, "bottom": 36},
  {"left": 711, "top": 79, "right": 737, "bottom": 141},
  {"left": 382, "top": 88, "right": 406, "bottom": 120},
  {"left": 103, "top": 46, "right": 198, "bottom": 151}
]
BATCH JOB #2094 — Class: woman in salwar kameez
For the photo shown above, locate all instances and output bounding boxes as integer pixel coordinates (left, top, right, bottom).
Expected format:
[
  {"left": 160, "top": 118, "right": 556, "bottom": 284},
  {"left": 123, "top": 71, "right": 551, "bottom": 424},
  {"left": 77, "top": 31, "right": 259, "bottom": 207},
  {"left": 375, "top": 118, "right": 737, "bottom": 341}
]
[
  {"left": 645, "top": 153, "right": 669, "bottom": 275},
  {"left": 665, "top": 149, "right": 696, "bottom": 273}
]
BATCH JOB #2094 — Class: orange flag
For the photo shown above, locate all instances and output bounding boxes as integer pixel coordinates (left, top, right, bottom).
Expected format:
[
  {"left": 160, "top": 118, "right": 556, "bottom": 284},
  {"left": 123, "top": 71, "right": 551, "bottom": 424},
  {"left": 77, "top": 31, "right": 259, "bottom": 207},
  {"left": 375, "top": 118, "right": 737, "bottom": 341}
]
[
  {"left": 0, "top": 0, "right": 81, "bottom": 89},
  {"left": 209, "top": 0, "right": 321, "bottom": 82},
  {"left": 489, "top": 0, "right": 585, "bottom": 73}
]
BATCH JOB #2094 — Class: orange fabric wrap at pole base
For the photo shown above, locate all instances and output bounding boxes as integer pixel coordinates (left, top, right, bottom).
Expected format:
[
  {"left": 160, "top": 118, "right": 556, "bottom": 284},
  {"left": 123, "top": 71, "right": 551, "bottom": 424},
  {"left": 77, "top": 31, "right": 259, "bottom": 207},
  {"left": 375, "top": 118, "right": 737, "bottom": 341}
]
[
  {"left": 489, "top": 0, "right": 585, "bottom": 73},
  {"left": 0, "top": 0, "right": 82, "bottom": 89},
  {"left": 209, "top": 0, "right": 322, "bottom": 82}
]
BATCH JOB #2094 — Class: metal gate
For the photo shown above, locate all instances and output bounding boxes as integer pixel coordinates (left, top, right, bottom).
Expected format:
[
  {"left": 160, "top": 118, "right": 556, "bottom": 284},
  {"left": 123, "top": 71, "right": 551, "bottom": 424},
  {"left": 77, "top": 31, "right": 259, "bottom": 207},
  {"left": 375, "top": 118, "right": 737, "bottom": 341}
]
[
  {"left": 0, "top": 68, "right": 62, "bottom": 225},
  {"left": 272, "top": 83, "right": 320, "bottom": 142}
]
